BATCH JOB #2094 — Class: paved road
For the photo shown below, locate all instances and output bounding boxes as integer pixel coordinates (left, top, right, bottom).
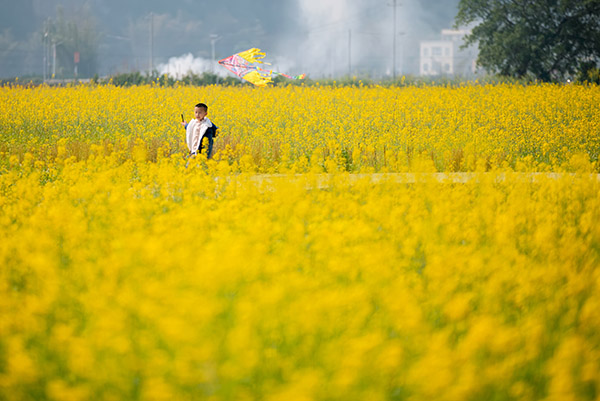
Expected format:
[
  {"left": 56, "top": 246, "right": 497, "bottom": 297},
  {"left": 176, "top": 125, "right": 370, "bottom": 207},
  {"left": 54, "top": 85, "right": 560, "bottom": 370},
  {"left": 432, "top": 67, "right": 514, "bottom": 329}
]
[{"left": 216, "top": 172, "right": 600, "bottom": 189}]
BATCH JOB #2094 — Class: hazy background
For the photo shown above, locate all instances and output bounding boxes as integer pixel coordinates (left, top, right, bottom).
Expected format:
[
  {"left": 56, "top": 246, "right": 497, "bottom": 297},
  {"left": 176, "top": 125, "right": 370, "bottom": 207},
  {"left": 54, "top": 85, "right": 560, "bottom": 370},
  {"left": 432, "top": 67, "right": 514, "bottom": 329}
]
[{"left": 0, "top": 0, "right": 461, "bottom": 79}]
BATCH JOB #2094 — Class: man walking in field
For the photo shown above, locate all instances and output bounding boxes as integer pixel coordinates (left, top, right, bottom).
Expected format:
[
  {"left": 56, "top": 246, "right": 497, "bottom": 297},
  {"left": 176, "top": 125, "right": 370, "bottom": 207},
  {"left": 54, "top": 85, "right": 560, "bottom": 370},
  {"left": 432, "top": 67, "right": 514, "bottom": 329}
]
[{"left": 181, "top": 102, "right": 217, "bottom": 159}]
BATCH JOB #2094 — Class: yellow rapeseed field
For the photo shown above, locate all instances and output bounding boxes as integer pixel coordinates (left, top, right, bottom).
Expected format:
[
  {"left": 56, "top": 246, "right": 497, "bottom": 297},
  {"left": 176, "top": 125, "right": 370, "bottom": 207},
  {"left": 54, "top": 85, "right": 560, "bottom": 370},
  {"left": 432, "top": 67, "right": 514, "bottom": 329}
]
[{"left": 1, "top": 83, "right": 599, "bottom": 401}]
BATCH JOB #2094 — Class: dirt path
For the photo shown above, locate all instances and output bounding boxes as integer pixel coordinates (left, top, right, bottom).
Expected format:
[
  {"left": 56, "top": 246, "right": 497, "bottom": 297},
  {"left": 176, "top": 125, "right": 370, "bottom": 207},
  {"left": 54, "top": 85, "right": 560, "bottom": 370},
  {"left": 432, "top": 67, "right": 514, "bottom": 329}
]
[{"left": 236, "top": 172, "right": 600, "bottom": 189}]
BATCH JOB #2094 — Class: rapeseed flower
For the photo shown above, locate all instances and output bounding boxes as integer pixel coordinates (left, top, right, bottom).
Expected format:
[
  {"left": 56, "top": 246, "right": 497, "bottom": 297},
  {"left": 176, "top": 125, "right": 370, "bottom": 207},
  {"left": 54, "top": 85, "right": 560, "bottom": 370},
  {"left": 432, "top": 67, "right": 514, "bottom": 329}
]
[{"left": 0, "top": 82, "right": 599, "bottom": 400}]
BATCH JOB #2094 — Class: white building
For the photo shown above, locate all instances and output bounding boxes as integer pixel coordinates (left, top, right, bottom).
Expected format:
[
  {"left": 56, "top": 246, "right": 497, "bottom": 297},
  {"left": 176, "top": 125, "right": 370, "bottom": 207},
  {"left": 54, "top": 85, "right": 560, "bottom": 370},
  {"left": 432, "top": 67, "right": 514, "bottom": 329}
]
[{"left": 420, "top": 29, "right": 478, "bottom": 77}]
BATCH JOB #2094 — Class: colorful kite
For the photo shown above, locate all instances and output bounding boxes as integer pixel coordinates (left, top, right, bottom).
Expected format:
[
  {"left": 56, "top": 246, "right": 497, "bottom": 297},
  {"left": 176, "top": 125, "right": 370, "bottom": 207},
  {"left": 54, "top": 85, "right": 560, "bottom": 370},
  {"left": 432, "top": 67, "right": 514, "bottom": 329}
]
[{"left": 218, "top": 48, "right": 306, "bottom": 87}]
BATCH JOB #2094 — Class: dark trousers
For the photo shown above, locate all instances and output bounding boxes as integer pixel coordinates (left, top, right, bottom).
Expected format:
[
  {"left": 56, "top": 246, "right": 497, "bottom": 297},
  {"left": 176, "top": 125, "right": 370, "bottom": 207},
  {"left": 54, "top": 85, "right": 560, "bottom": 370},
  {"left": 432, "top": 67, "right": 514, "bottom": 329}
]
[{"left": 199, "top": 132, "right": 214, "bottom": 159}]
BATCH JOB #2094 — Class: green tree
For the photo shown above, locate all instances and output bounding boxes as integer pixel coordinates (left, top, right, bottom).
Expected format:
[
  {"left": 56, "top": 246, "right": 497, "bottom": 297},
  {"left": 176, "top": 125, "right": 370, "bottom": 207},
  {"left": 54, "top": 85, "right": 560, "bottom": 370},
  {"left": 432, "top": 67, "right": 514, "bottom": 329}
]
[
  {"left": 48, "top": 6, "right": 98, "bottom": 78},
  {"left": 455, "top": 0, "right": 600, "bottom": 81}
]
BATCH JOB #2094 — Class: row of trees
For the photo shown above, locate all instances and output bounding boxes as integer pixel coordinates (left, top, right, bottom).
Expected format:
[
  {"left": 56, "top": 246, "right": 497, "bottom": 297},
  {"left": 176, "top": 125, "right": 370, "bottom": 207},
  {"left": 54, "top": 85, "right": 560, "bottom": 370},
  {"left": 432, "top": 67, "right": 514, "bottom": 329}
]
[
  {"left": 43, "top": 0, "right": 600, "bottom": 83},
  {"left": 2, "top": 1, "right": 598, "bottom": 82}
]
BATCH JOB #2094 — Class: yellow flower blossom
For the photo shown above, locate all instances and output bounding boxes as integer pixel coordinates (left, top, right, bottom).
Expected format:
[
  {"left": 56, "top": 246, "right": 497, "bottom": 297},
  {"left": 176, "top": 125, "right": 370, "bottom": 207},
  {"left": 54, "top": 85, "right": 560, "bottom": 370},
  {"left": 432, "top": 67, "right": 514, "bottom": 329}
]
[{"left": 0, "top": 83, "right": 599, "bottom": 400}]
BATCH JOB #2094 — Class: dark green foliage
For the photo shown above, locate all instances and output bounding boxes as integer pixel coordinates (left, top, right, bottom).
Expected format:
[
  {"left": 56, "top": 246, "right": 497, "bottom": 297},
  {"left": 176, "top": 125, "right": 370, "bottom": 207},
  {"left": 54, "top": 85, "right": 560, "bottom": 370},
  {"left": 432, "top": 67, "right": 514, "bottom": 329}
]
[
  {"left": 101, "top": 71, "right": 244, "bottom": 87},
  {"left": 455, "top": 0, "right": 600, "bottom": 82},
  {"left": 0, "top": 72, "right": 543, "bottom": 88}
]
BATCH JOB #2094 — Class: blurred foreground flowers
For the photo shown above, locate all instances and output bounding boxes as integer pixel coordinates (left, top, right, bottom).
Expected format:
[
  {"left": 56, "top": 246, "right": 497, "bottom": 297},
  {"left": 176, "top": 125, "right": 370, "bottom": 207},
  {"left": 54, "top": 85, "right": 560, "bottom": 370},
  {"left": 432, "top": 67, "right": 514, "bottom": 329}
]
[{"left": 0, "top": 83, "right": 599, "bottom": 400}]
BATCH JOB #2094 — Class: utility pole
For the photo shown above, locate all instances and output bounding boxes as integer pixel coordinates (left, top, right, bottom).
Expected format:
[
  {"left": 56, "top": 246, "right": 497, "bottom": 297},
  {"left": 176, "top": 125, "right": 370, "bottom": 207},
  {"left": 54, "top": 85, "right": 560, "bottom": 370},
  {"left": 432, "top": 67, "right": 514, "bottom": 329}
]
[
  {"left": 51, "top": 39, "right": 64, "bottom": 79},
  {"left": 389, "top": 0, "right": 401, "bottom": 80},
  {"left": 52, "top": 40, "right": 56, "bottom": 78},
  {"left": 348, "top": 29, "right": 352, "bottom": 76},
  {"left": 149, "top": 12, "right": 154, "bottom": 76},
  {"left": 393, "top": 0, "right": 397, "bottom": 80},
  {"left": 397, "top": 32, "right": 406, "bottom": 76},
  {"left": 43, "top": 19, "right": 49, "bottom": 82}
]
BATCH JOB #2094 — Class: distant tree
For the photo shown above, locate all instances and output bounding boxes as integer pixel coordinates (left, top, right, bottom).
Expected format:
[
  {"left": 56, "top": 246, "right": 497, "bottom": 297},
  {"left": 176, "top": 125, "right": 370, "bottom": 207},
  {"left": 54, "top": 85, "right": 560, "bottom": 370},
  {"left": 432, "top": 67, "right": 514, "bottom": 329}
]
[
  {"left": 455, "top": 0, "right": 600, "bottom": 81},
  {"left": 48, "top": 6, "right": 98, "bottom": 78}
]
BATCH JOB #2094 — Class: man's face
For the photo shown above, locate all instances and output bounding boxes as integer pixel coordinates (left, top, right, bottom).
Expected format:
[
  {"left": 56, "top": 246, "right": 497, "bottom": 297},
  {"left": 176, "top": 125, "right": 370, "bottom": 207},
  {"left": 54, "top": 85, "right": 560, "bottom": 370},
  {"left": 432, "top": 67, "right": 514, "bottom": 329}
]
[{"left": 194, "top": 107, "right": 207, "bottom": 120}]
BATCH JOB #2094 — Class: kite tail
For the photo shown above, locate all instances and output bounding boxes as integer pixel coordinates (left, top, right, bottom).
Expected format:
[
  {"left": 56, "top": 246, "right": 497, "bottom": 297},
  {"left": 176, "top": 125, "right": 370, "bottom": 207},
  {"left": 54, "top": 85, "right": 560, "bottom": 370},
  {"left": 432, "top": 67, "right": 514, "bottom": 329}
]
[
  {"left": 275, "top": 72, "right": 306, "bottom": 80},
  {"left": 257, "top": 66, "right": 306, "bottom": 81}
]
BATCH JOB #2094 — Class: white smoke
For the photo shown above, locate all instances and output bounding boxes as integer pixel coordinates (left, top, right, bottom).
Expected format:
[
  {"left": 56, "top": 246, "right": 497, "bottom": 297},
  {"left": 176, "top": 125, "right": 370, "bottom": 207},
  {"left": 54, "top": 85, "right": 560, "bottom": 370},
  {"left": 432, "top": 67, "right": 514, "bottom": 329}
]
[
  {"left": 290, "top": 0, "right": 397, "bottom": 78},
  {"left": 158, "top": 51, "right": 302, "bottom": 82},
  {"left": 289, "top": 0, "right": 458, "bottom": 78},
  {"left": 294, "top": 0, "right": 359, "bottom": 77},
  {"left": 154, "top": 0, "right": 458, "bottom": 80},
  {"left": 157, "top": 53, "right": 229, "bottom": 78}
]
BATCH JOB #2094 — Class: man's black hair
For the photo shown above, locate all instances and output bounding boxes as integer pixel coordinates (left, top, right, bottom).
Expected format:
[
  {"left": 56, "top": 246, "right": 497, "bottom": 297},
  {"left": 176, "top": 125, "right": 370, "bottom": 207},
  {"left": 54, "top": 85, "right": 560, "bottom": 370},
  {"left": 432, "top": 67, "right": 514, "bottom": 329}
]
[{"left": 195, "top": 103, "right": 208, "bottom": 112}]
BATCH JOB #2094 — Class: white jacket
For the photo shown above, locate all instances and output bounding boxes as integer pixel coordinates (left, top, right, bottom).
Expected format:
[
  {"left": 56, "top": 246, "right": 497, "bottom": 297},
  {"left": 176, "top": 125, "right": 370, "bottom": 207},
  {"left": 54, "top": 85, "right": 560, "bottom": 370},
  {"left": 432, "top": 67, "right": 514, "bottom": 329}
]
[{"left": 186, "top": 117, "right": 213, "bottom": 153}]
